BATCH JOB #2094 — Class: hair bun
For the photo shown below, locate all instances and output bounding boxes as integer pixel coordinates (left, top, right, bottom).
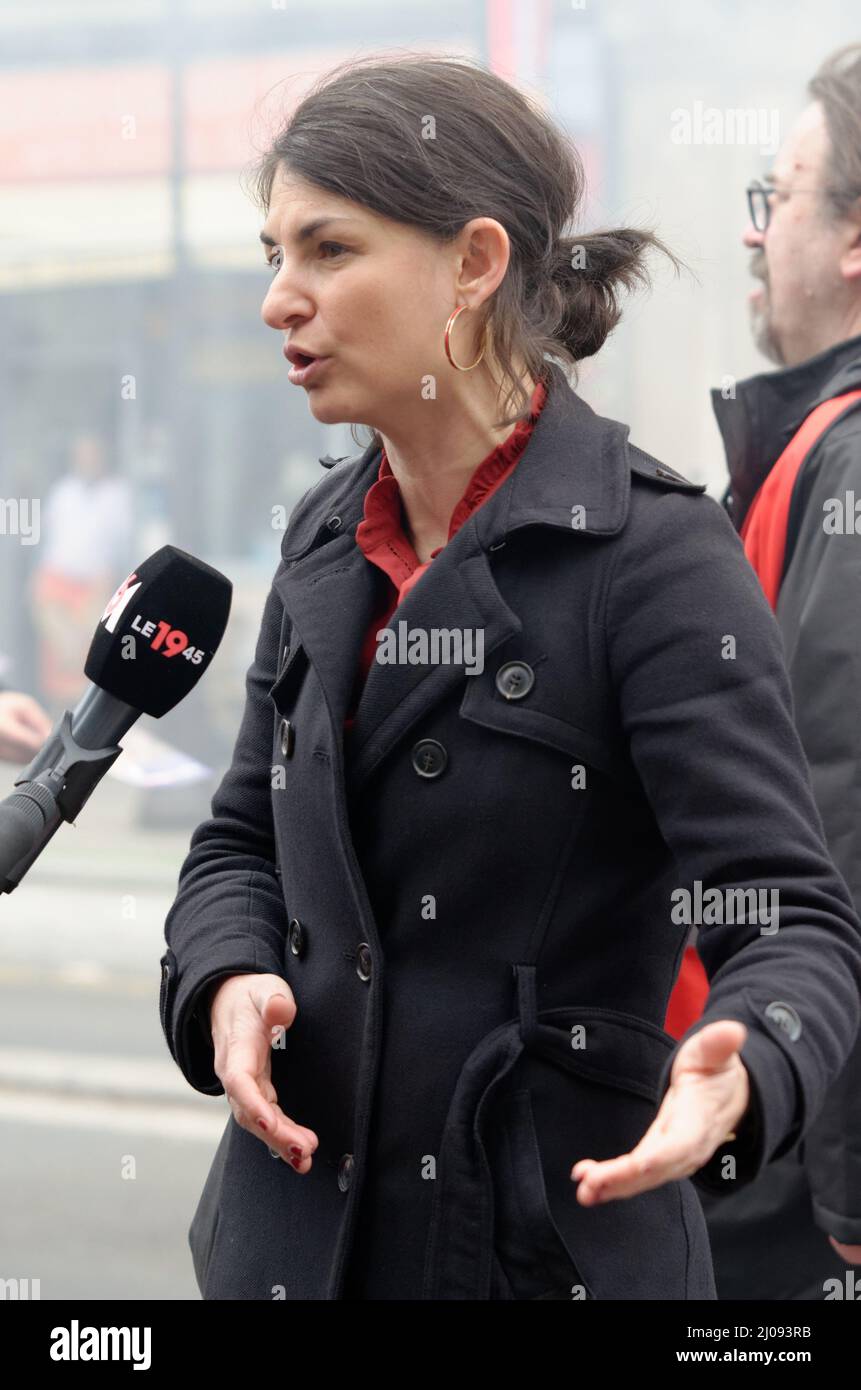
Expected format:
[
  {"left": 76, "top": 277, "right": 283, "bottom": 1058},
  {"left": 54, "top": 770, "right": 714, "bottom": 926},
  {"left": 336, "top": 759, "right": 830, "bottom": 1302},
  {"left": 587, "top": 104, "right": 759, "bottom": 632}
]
[{"left": 545, "top": 229, "right": 675, "bottom": 358}]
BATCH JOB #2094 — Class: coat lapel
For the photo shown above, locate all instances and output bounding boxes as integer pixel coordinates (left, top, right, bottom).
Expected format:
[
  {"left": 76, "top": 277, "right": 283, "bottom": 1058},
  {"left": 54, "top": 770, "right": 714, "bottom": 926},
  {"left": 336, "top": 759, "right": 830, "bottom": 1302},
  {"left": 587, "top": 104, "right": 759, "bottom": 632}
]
[
  {"left": 271, "top": 533, "right": 379, "bottom": 738},
  {"left": 272, "top": 361, "right": 632, "bottom": 789},
  {"left": 347, "top": 517, "right": 523, "bottom": 785}
]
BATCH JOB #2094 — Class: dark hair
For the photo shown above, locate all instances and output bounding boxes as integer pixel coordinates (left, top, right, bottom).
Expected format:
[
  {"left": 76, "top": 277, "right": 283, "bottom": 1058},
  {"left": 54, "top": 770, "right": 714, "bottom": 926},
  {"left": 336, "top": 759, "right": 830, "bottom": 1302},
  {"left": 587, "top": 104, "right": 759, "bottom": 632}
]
[
  {"left": 245, "top": 52, "right": 677, "bottom": 450},
  {"left": 809, "top": 44, "right": 861, "bottom": 221}
]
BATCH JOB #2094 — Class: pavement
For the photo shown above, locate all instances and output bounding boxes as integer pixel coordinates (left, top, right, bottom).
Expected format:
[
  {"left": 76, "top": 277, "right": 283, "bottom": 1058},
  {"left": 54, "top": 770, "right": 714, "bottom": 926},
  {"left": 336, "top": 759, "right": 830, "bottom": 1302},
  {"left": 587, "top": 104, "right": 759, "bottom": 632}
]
[{"left": 0, "top": 772, "right": 215, "bottom": 1107}]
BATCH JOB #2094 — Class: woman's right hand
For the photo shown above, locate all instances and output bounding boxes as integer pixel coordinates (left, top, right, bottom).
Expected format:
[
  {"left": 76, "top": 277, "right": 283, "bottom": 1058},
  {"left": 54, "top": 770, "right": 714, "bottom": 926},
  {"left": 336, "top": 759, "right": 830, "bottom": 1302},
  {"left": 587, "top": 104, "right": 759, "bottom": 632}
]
[{"left": 207, "top": 973, "right": 319, "bottom": 1172}]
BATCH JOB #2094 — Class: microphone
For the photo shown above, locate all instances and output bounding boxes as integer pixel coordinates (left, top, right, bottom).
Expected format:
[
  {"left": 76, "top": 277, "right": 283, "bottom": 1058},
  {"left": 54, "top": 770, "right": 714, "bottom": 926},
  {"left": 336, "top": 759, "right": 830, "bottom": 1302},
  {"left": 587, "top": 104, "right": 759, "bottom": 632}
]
[{"left": 0, "top": 545, "right": 232, "bottom": 894}]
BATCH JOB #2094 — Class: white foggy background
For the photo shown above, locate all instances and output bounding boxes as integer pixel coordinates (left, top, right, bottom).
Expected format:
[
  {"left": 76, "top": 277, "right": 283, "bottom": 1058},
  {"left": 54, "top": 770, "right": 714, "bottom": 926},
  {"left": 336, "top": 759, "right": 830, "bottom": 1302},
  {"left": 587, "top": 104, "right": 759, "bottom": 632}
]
[{"left": 0, "top": 0, "right": 858, "bottom": 1298}]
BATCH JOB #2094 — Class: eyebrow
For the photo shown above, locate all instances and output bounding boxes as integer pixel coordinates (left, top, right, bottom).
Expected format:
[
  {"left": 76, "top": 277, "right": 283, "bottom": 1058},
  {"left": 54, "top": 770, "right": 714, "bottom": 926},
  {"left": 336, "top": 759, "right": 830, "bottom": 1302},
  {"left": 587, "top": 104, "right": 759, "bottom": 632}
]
[{"left": 259, "top": 216, "right": 356, "bottom": 248}]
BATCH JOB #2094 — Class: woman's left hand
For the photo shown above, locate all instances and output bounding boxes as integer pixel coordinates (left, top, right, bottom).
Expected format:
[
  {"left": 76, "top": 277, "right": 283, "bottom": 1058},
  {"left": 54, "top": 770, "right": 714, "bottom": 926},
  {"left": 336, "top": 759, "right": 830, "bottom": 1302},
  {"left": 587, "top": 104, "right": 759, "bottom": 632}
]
[{"left": 571, "top": 1020, "right": 750, "bottom": 1204}]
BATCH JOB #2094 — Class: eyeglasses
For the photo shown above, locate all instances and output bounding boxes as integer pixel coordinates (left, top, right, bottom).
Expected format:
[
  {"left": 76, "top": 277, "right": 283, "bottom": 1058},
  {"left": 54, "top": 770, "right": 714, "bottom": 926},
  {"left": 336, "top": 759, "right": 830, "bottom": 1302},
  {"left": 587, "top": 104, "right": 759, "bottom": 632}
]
[{"left": 746, "top": 177, "right": 854, "bottom": 232}]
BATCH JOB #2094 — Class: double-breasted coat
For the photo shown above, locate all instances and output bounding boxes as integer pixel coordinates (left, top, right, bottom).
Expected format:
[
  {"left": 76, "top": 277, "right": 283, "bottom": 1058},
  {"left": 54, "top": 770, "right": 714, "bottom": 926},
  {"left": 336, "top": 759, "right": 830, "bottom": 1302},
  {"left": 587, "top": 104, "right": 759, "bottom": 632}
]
[{"left": 159, "top": 359, "right": 861, "bottom": 1300}]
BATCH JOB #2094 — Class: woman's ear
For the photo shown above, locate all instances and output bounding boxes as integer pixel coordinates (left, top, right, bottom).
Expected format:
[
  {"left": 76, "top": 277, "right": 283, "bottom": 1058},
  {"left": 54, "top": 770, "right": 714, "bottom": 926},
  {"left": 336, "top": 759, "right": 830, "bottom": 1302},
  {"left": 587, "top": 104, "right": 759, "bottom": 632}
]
[{"left": 454, "top": 217, "right": 511, "bottom": 306}]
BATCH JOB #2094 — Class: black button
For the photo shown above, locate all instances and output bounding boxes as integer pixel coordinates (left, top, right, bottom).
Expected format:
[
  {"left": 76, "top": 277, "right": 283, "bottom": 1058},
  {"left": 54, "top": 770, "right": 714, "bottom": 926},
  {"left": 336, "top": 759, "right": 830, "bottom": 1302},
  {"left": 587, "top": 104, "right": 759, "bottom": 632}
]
[
  {"left": 411, "top": 738, "right": 447, "bottom": 778},
  {"left": 338, "top": 1153, "right": 354, "bottom": 1192},
  {"left": 162, "top": 962, "right": 170, "bottom": 982},
  {"left": 279, "top": 718, "right": 295, "bottom": 758},
  {"left": 764, "top": 1001, "right": 802, "bottom": 1041},
  {"left": 495, "top": 661, "right": 535, "bottom": 700},
  {"left": 326, "top": 515, "right": 342, "bottom": 532},
  {"left": 356, "top": 942, "right": 372, "bottom": 982},
  {"left": 288, "top": 918, "right": 305, "bottom": 957}
]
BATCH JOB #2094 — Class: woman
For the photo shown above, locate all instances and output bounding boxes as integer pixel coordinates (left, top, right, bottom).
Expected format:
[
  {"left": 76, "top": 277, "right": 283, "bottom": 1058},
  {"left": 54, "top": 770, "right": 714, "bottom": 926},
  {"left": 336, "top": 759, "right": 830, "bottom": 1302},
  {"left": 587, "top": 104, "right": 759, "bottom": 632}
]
[{"left": 159, "top": 55, "right": 861, "bottom": 1300}]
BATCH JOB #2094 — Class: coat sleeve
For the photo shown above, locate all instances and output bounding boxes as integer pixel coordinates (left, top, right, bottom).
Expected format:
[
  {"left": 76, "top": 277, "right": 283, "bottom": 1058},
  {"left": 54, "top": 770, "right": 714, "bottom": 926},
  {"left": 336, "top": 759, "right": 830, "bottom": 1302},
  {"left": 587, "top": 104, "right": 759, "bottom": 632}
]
[
  {"left": 777, "top": 422, "right": 861, "bottom": 1243},
  {"left": 159, "top": 552, "right": 290, "bottom": 1096},
  {"left": 604, "top": 484, "right": 861, "bottom": 1197}
]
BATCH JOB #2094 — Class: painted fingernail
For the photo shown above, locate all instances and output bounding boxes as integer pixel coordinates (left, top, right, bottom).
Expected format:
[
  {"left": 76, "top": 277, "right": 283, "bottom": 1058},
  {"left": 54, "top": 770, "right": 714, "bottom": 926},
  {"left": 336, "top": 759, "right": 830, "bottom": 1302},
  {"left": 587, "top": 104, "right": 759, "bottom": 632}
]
[
  {"left": 289, "top": 1145, "right": 303, "bottom": 1158},
  {"left": 290, "top": 1156, "right": 302, "bottom": 1170}
]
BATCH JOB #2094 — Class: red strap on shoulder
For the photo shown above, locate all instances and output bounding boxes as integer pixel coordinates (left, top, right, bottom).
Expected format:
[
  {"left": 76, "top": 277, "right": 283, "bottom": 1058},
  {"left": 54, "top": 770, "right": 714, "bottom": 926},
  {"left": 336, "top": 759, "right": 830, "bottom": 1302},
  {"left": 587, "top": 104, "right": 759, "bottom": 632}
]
[{"left": 740, "top": 390, "right": 861, "bottom": 612}]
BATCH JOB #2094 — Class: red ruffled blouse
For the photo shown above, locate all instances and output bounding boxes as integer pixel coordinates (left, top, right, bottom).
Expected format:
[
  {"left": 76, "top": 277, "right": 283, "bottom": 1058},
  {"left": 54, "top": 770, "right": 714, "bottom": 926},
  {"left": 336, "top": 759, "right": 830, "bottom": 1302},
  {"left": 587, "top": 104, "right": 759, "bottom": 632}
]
[{"left": 345, "top": 373, "right": 548, "bottom": 729}]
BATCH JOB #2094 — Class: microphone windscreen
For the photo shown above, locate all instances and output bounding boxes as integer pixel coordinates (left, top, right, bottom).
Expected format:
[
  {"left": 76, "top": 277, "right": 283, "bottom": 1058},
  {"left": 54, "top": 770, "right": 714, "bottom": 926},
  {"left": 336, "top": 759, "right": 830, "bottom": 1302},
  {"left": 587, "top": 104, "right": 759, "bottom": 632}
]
[{"left": 84, "top": 546, "right": 232, "bottom": 718}]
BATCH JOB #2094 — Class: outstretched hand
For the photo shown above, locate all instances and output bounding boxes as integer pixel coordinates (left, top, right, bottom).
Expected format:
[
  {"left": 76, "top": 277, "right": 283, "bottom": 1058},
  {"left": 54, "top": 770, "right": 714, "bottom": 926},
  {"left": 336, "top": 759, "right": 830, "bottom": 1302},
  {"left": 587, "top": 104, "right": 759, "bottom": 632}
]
[
  {"left": 209, "top": 973, "right": 319, "bottom": 1170},
  {"left": 571, "top": 1020, "right": 750, "bottom": 1204}
]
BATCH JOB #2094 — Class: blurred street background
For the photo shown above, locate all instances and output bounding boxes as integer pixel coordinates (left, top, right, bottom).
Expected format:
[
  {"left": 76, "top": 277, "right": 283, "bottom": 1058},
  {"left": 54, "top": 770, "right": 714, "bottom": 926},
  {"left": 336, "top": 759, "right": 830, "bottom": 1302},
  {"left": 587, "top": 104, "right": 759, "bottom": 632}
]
[{"left": 0, "top": 0, "right": 859, "bottom": 1300}]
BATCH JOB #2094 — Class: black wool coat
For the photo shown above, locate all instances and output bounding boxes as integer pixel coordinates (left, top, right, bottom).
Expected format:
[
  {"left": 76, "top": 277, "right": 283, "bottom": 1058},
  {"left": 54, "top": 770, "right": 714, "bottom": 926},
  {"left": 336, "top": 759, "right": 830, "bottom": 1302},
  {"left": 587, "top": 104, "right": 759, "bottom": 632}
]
[{"left": 159, "top": 359, "right": 861, "bottom": 1301}]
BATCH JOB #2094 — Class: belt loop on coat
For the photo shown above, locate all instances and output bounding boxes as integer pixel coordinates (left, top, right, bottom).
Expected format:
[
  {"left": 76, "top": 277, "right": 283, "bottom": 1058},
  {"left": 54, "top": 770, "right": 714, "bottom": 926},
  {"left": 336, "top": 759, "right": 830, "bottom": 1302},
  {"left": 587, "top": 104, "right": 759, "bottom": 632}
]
[{"left": 512, "top": 962, "right": 539, "bottom": 1047}]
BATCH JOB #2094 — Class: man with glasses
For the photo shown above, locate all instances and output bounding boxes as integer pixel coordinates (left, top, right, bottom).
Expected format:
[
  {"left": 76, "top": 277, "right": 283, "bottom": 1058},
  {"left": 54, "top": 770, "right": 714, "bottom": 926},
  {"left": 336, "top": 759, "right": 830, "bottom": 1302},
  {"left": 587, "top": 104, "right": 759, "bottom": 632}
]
[{"left": 669, "top": 43, "right": 861, "bottom": 1301}]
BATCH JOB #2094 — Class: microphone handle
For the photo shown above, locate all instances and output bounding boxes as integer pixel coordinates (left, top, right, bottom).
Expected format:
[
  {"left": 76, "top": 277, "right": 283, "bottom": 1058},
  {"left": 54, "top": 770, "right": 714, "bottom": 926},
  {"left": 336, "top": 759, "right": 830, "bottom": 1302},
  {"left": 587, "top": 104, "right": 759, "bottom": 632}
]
[{"left": 0, "top": 692, "right": 140, "bottom": 894}]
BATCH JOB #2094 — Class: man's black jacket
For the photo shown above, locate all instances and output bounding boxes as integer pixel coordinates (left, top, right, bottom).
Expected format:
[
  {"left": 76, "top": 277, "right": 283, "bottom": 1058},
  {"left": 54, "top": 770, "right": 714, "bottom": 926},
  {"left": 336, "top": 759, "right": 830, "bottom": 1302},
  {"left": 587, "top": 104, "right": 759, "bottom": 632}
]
[{"left": 707, "top": 334, "right": 861, "bottom": 1287}]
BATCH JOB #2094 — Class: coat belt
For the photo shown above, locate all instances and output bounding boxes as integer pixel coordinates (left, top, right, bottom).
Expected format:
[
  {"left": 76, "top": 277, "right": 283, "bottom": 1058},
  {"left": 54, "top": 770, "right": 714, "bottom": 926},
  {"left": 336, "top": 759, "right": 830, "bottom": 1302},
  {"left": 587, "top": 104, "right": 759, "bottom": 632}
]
[{"left": 421, "top": 963, "right": 676, "bottom": 1299}]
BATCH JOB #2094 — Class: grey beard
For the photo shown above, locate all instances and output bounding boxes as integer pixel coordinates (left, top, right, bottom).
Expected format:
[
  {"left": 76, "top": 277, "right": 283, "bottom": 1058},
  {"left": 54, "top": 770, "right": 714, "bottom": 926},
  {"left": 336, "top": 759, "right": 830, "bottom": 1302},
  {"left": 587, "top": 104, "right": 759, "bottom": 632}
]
[{"left": 749, "top": 293, "right": 785, "bottom": 366}]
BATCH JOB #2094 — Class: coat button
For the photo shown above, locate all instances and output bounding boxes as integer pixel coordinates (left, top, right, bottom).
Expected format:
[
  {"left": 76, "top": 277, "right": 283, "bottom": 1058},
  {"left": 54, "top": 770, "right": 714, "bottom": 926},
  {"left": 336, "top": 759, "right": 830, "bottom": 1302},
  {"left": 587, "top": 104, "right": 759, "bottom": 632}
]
[
  {"left": 338, "top": 1153, "right": 354, "bottom": 1192},
  {"left": 326, "top": 514, "right": 343, "bottom": 532},
  {"left": 288, "top": 918, "right": 305, "bottom": 957},
  {"left": 411, "top": 738, "right": 447, "bottom": 778},
  {"left": 279, "top": 718, "right": 295, "bottom": 758},
  {"left": 356, "top": 942, "right": 372, "bottom": 981},
  {"left": 162, "top": 961, "right": 170, "bottom": 982},
  {"left": 764, "top": 1001, "right": 802, "bottom": 1041},
  {"left": 495, "top": 660, "right": 535, "bottom": 700}
]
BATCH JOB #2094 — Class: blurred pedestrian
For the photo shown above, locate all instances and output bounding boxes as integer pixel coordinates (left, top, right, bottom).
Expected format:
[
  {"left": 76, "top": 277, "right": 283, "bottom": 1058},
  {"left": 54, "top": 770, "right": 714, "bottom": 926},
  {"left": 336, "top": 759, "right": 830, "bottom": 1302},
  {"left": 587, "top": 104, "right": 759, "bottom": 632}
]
[{"left": 29, "top": 431, "right": 134, "bottom": 713}]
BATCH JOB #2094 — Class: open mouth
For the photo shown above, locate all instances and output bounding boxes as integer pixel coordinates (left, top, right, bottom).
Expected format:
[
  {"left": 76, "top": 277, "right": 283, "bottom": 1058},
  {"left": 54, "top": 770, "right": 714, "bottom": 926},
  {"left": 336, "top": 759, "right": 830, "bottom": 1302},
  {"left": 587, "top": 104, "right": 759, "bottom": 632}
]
[{"left": 285, "top": 350, "right": 331, "bottom": 385}]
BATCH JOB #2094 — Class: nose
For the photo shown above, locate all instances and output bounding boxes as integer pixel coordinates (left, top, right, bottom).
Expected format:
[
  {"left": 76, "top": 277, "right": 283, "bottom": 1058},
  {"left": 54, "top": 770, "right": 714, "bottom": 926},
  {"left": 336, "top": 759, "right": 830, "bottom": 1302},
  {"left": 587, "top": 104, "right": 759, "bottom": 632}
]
[
  {"left": 260, "top": 271, "right": 313, "bottom": 333},
  {"left": 743, "top": 221, "right": 765, "bottom": 250}
]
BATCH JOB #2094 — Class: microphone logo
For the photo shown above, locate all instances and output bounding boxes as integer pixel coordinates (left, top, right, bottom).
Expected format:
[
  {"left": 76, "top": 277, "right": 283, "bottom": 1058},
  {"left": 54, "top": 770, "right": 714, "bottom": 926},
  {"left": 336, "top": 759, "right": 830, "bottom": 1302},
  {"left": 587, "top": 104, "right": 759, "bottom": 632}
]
[{"left": 101, "top": 572, "right": 143, "bottom": 634}]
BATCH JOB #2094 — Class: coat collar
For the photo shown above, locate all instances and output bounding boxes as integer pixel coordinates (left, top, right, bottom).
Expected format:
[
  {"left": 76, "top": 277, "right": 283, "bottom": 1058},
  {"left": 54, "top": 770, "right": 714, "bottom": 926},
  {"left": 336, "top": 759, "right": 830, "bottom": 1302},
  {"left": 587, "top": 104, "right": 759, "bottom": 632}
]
[
  {"left": 712, "top": 332, "right": 861, "bottom": 525},
  {"left": 270, "top": 360, "right": 652, "bottom": 790}
]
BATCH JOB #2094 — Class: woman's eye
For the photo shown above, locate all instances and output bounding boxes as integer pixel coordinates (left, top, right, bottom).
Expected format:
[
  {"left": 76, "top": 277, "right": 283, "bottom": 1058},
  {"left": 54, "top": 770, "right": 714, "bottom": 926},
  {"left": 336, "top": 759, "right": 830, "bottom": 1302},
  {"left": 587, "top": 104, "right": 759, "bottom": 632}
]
[{"left": 266, "top": 242, "right": 345, "bottom": 272}]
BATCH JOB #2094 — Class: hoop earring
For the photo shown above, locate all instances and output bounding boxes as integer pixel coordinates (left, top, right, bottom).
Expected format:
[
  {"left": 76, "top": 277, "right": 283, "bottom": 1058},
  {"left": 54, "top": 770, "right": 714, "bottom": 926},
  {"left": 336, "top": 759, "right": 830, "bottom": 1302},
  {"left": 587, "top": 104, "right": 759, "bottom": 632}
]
[{"left": 444, "top": 304, "right": 487, "bottom": 371}]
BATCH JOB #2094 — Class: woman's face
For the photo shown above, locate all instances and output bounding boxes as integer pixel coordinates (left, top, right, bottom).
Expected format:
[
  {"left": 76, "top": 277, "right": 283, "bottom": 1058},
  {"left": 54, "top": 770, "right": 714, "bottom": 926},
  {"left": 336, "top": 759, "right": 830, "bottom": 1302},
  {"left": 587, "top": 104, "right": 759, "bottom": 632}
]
[{"left": 259, "top": 165, "right": 495, "bottom": 431}]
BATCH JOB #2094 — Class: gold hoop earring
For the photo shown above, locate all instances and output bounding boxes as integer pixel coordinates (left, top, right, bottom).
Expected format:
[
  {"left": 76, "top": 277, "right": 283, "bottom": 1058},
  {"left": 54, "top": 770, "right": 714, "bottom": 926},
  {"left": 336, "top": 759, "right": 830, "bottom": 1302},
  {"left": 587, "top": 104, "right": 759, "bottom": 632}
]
[{"left": 444, "top": 304, "right": 487, "bottom": 371}]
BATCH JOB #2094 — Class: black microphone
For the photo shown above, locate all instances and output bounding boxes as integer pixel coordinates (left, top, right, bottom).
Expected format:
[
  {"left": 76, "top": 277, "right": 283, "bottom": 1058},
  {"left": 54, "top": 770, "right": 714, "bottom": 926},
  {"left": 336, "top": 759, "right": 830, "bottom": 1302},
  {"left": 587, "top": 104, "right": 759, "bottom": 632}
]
[{"left": 0, "top": 545, "right": 232, "bottom": 894}]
